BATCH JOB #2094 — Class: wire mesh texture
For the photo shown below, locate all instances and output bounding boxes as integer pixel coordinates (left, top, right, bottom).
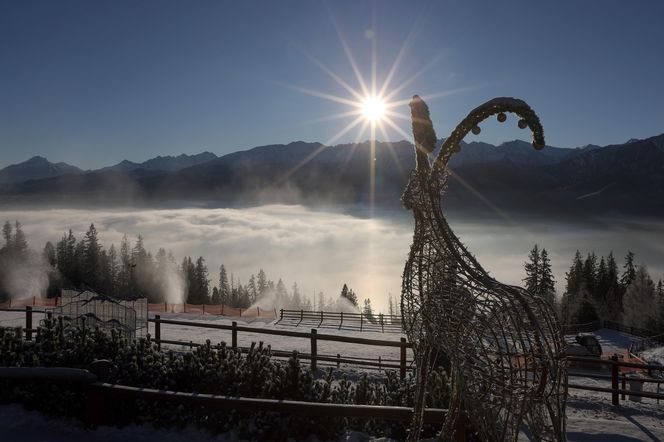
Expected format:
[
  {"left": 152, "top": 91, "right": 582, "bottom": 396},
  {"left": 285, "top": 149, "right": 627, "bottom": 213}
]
[
  {"left": 401, "top": 96, "right": 567, "bottom": 441},
  {"left": 48, "top": 290, "right": 148, "bottom": 339}
]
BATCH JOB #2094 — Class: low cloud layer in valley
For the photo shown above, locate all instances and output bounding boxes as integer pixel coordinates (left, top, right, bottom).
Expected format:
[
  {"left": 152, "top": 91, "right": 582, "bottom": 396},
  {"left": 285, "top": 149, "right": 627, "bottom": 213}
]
[{"left": 2, "top": 205, "right": 663, "bottom": 312}]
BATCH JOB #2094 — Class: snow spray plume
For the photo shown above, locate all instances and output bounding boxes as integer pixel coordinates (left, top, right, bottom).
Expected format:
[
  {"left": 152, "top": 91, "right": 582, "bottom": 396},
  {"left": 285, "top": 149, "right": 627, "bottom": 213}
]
[{"left": 1, "top": 251, "right": 52, "bottom": 300}]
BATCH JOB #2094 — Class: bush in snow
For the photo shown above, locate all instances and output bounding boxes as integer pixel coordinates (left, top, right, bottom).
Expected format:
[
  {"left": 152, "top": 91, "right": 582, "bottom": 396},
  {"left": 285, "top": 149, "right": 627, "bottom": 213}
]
[{"left": 0, "top": 318, "right": 449, "bottom": 440}]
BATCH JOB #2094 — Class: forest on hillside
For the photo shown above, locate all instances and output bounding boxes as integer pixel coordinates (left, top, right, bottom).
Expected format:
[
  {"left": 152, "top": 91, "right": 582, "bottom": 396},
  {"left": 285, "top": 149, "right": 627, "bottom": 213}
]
[{"left": 1, "top": 220, "right": 663, "bottom": 333}]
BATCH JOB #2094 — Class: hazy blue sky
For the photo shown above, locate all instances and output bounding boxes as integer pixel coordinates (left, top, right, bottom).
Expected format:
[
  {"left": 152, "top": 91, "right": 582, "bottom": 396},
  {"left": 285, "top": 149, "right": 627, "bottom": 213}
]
[{"left": 2, "top": 0, "right": 663, "bottom": 169}]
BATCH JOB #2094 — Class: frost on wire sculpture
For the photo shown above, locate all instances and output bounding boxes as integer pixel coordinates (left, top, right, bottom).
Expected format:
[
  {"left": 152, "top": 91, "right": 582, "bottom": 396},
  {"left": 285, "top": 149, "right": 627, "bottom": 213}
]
[{"left": 401, "top": 96, "right": 567, "bottom": 441}]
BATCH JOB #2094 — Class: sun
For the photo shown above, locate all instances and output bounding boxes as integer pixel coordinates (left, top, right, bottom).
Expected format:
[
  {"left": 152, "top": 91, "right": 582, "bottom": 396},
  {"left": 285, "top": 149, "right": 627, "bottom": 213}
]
[{"left": 361, "top": 96, "right": 386, "bottom": 123}]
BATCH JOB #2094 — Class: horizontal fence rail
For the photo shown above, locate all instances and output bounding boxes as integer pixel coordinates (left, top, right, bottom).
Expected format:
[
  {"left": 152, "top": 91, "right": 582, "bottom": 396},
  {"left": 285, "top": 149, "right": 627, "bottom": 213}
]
[
  {"left": 4, "top": 307, "right": 664, "bottom": 405},
  {"left": 151, "top": 316, "right": 412, "bottom": 378},
  {"left": 277, "top": 309, "right": 403, "bottom": 333},
  {"left": 0, "top": 367, "right": 456, "bottom": 436}
]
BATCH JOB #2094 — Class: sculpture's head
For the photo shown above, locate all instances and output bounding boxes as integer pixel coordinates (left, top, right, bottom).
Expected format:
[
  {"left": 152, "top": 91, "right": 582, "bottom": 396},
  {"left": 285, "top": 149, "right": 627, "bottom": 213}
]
[{"left": 409, "top": 95, "right": 436, "bottom": 172}]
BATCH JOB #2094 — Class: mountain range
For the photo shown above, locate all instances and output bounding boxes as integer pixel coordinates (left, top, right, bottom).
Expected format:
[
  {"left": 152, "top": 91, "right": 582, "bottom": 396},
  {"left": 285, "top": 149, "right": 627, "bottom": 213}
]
[{"left": 1, "top": 133, "right": 663, "bottom": 215}]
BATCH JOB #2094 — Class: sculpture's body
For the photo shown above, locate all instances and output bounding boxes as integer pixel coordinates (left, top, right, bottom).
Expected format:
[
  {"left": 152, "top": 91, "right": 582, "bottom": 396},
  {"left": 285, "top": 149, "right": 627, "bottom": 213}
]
[{"left": 401, "top": 96, "right": 567, "bottom": 441}]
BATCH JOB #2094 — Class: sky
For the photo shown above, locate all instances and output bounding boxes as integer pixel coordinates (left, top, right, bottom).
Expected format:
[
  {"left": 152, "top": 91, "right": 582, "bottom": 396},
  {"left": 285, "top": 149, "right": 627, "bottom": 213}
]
[{"left": 2, "top": 0, "right": 664, "bottom": 169}]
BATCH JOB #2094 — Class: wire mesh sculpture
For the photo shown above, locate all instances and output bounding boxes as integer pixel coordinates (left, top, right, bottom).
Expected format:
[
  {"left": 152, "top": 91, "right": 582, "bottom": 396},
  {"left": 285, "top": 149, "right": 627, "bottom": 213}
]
[
  {"left": 49, "top": 289, "right": 148, "bottom": 339},
  {"left": 401, "top": 96, "right": 567, "bottom": 441}
]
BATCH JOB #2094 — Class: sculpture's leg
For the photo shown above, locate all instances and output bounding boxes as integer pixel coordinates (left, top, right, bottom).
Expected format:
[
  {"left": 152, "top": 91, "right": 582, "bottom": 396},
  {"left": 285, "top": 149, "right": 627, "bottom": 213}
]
[
  {"left": 505, "top": 396, "right": 529, "bottom": 442},
  {"left": 438, "top": 361, "right": 463, "bottom": 442},
  {"left": 407, "top": 344, "right": 432, "bottom": 442}
]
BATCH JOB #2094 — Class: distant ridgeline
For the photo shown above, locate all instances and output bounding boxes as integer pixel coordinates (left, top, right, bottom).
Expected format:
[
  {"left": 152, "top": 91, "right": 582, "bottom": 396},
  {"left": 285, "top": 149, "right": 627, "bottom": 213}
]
[{"left": 0, "top": 134, "right": 663, "bottom": 215}]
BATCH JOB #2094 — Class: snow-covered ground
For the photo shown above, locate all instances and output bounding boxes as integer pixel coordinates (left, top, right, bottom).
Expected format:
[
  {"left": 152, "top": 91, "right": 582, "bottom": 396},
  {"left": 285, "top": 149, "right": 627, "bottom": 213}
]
[{"left": 2, "top": 311, "right": 664, "bottom": 440}]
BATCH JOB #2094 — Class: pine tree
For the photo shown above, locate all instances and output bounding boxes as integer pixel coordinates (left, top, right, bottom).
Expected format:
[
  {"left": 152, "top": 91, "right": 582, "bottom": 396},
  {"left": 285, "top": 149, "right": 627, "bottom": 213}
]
[
  {"left": 523, "top": 244, "right": 541, "bottom": 295},
  {"left": 119, "top": 234, "right": 132, "bottom": 296},
  {"left": 219, "top": 265, "right": 230, "bottom": 305},
  {"left": 1, "top": 222, "right": 12, "bottom": 249},
  {"left": 363, "top": 298, "right": 376, "bottom": 323},
  {"left": 656, "top": 279, "right": 664, "bottom": 332},
  {"left": 347, "top": 289, "right": 358, "bottom": 307},
  {"left": 560, "top": 250, "right": 585, "bottom": 324},
  {"left": 291, "top": 282, "right": 302, "bottom": 309},
  {"left": 276, "top": 279, "right": 288, "bottom": 309},
  {"left": 247, "top": 274, "right": 257, "bottom": 304},
  {"left": 620, "top": 251, "right": 636, "bottom": 289},
  {"left": 256, "top": 269, "right": 268, "bottom": 299},
  {"left": 12, "top": 221, "right": 27, "bottom": 253},
  {"left": 83, "top": 224, "right": 102, "bottom": 289},
  {"left": 604, "top": 252, "right": 622, "bottom": 320},
  {"left": 211, "top": 286, "right": 221, "bottom": 304},
  {"left": 193, "top": 256, "right": 210, "bottom": 304},
  {"left": 539, "top": 248, "right": 556, "bottom": 306},
  {"left": 623, "top": 265, "right": 656, "bottom": 330}
]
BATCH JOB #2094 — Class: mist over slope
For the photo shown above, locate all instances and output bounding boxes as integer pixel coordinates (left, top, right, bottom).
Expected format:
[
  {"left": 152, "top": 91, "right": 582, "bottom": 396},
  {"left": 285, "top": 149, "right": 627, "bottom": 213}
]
[{"left": 1, "top": 134, "right": 663, "bottom": 215}]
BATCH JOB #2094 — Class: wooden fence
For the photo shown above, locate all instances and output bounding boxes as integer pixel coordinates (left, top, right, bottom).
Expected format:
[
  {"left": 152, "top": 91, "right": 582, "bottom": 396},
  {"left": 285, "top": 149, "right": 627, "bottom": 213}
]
[
  {"left": 0, "top": 298, "right": 276, "bottom": 318},
  {"left": 276, "top": 309, "right": 403, "bottom": 333},
  {"left": 0, "top": 367, "right": 456, "bottom": 437},
  {"left": 152, "top": 315, "right": 412, "bottom": 378},
  {"left": 147, "top": 302, "right": 276, "bottom": 318},
  {"left": 5, "top": 307, "right": 664, "bottom": 405},
  {"left": 567, "top": 355, "right": 664, "bottom": 405}
]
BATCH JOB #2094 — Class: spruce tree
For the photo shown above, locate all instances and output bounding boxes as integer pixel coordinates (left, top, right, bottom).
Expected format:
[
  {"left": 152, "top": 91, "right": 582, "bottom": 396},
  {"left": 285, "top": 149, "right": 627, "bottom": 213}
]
[
  {"left": 620, "top": 251, "right": 636, "bottom": 288},
  {"left": 539, "top": 248, "right": 556, "bottom": 306},
  {"left": 12, "top": 222, "right": 27, "bottom": 253},
  {"left": 523, "top": 244, "right": 541, "bottom": 295},
  {"left": 83, "top": 224, "right": 102, "bottom": 289},
  {"left": 363, "top": 298, "right": 376, "bottom": 323},
  {"left": 1, "top": 222, "right": 12, "bottom": 248},
  {"left": 219, "top": 265, "right": 230, "bottom": 305},
  {"left": 604, "top": 252, "right": 622, "bottom": 320},
  {"left": 623, "top": 265, "right": 656, "bottom": 330}
]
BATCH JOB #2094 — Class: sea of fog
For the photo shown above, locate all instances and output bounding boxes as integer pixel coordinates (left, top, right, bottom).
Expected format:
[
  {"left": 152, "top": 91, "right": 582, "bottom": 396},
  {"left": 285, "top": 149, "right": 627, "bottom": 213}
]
[{"left": 2, "top": 205, "right": 663, "bottom": 312}]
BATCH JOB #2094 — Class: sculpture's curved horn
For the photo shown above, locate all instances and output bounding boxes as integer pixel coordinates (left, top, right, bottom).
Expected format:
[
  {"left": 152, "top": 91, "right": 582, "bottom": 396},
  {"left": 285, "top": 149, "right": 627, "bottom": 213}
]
[
  {"left": 431, "top": 97, "right": 545, "bottom": 174},
  {"left": 409, "top": 95, "right": 437, "bottom": 172}
]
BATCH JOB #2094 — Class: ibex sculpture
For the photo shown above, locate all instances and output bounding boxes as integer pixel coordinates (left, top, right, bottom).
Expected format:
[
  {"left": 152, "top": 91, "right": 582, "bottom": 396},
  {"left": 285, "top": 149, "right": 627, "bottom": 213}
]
[{"left": 401, "top": 96, "right": 567, "bottom": 441}]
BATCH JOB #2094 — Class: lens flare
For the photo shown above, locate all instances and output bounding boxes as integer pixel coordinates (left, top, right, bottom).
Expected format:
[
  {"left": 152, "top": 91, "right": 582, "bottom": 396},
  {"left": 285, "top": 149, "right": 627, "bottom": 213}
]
[{"left": 361, "top": 96, "right": 386, "bottom": 122}]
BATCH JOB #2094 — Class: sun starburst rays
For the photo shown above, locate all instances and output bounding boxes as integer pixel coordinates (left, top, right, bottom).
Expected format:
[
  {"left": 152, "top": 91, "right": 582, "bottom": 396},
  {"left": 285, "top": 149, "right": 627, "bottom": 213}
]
[{"left": 282, "top": 18, "right": 474, "bottom": 213}]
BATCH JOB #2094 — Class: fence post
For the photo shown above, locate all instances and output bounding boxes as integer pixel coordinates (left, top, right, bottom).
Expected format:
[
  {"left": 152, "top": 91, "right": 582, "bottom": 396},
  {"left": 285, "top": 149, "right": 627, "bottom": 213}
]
[
  {"left": 301, "top": 309, "right": 304, "bottom": 321},
  {"left": 232, "top": 321, "right": 238, "bottom": 349},
  {"left": 257, "top": 306, "right": 260, "bottom": 317},
  {"left": 337, "top": 353, "right": 341, "bottom": 368},
  {"left": 25, "top": 306, "right": 32, "bottom": 341},
  {"left": 80, "top": 316, "right": 86, "bottom": 340},
  {"left": 221, "top": 304, "right": 224, "bottom": 315},
  {"left": 380, "top": 314, "right": 384, "bottom": 333},
  {"left": 164, "top": 302, "right": 167, "bottom": 312},
  {"left": 280, "top": 309, "right": 283, "bottom": 321},
  {"left": 203, "top": 304, "right": 206, "bottom": 315},
  {"left": 360, "top": 313, "right": 363, "bottom": 332},
  {"left": 33, "top": 296, "right": 36, "bottom": 306},
  {"left": 621, "top": 373, "right": 626, "bottom": 400},
  {"left": 400, "top": 337, "right": 407, "bottom": 380},
  {"left": 311, "top": 329, "right": 317, "bottom": 371},
  {"left": 379, "top": 356, "right": 382, "bottom": 370},
  {"left": 183, "top": 303, "right": 186, "bottom": 313},
  {"left": 611, "top": 354, "right": 619, "bottom": 406},
  {"left": 154, "top": 315, "right": 161, "bottom": 351},
  {"left": 339, "top": 311, "right": 343, "bottom": 330}
]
